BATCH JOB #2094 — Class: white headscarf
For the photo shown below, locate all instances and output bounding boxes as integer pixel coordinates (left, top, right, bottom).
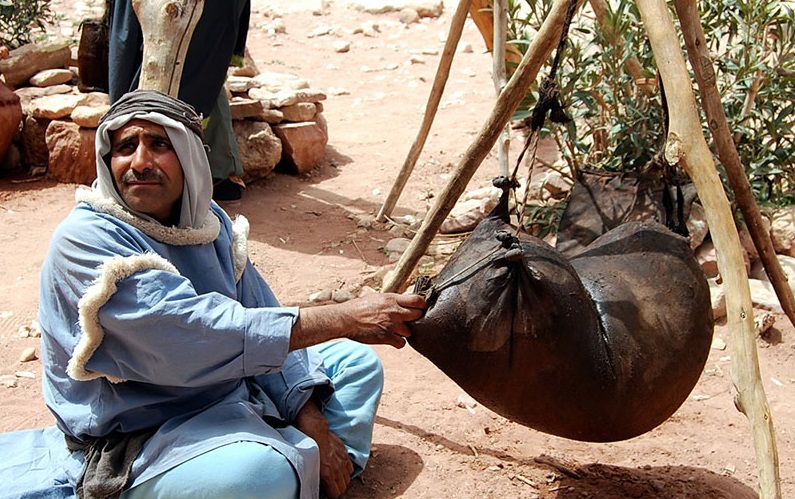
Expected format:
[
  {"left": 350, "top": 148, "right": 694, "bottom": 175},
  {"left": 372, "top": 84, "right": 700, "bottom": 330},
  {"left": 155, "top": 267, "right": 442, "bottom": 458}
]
[{"left": 93, "top": 94, "right": 213, "bottom": 229}]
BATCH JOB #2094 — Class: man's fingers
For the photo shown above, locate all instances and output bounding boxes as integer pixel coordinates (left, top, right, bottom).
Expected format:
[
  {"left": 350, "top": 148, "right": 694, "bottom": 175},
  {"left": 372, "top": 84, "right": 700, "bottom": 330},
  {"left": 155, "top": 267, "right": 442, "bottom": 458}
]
[{"left": 395, "top": 293, "right": 427, "bottom": 310}]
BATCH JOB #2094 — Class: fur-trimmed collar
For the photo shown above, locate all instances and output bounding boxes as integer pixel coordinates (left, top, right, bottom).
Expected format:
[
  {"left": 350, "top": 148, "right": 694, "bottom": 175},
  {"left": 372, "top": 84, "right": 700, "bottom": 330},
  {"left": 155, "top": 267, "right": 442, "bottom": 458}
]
[{"left": 75, "top": 186, "right": 221, "bottom": 245}]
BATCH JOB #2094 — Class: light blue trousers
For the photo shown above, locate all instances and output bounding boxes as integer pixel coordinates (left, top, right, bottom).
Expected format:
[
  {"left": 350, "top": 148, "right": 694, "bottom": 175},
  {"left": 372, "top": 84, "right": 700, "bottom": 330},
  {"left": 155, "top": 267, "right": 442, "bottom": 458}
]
[{"left": 122, "top": 341, "right": 383, "bottom": 499}]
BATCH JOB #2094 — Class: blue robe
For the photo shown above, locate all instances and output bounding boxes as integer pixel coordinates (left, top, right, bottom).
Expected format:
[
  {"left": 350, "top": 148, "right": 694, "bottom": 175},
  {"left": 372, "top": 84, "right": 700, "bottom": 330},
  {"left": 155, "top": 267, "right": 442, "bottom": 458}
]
[{"left": 0, "top": 190, "right": 336, "bottom": 498}]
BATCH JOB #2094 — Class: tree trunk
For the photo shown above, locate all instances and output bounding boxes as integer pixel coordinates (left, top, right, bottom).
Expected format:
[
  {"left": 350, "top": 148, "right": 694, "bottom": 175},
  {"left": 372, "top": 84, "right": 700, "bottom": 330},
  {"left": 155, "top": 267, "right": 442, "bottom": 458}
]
[{"left": 133, "top": 0, "right": 205, "bottom": 95}]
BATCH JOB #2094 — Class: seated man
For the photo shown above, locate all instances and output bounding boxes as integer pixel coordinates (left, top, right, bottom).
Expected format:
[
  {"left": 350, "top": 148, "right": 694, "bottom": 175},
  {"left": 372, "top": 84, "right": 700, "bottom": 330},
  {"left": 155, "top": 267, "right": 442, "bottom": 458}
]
[{"left": 0, "top": 90, "right": 425, "bottom": 499}]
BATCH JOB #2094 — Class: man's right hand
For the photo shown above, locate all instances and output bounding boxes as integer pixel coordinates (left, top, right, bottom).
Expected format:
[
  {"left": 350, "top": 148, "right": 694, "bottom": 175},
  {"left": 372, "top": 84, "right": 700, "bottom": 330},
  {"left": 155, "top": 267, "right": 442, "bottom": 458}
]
[{"left": 290, "top": 293, "right": 426, "bottom": 351}]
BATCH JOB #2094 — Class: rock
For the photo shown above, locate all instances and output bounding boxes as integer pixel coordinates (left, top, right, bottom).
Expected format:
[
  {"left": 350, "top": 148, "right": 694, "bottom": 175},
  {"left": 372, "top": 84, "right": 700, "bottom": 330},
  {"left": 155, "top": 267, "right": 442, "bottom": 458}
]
[
  {"left": 29, "top": 68, "right": 75, "bottom": 87},
  {"left": 20, "top": 115, "right": 51, "bottom": 173},
  {"left": 270, "top": 88, "right": 327, "bottom": 108},
  {"left": 399, "top": 8, "right": 420, "bottom": 24},
  {"left": 351, "top": 0, "right": 444, "bottom": 18},
  {"left": 748, "top": 279, "right": 784, "bottom": 313},
  {"left": 247, "top": 87, "right": 276, "bottom": 103},
  {"left": 226, "top": 75, "right": 258, "bottom": 93},
  {"left": 332, "top": 40, "right": 351, "bottom": 53},
  {"left": 254, "top": 108, "right": 284, "bottom": 124},
  {"left": 273, "top": 120, "right": 328, "bottom": 174},
  {"left": 71, "top": 104, "right": 108, "bottom": 128},
  {"left": 686, "top": 202, "right": 709, "bottom": 250},
  {"left": 252, "top": 71, "right": 311, "bottom": 93},
  {"left": 233, "top": 120, "right": 282, "bottom": 182},
  {"left": 281, "top": 102, "right": 317, "bottom": 122},
  {"left": 1, "top": 375, "right": 17, "bottom": 388},
  {"left": 14, "top": 84, "right": 73, "bottom": 114},
  {"left": 754, "top": 311, "right": 776, "bottom": 336},
  {"left": 19, "top": 347, "right": 37, "bottom": 362},
  {"left": 332, "top": 290, "right": 355, "bottom": 303},
  {"left": 770, "top": 205, "right": 795, "bottom": 257},
  {"left": 709, "top": 278, "right": 726, "bottom": 320},
  {"left": 385, "top": 237, "right": 412, "bottom": 253},
  {"left": 0, "top": 81, "right": 22, "bottom": 164},
  {"left": 30, "top": 93, "right": 89, "bottom": 120},
  {"left": 458, "top": 41, "right": 474, "bottom": 53},
  {"left": 310, "top": 289, "right": 333, "bottom": 302},
  {"left": 750, "top": 254, "right": 795, "bottom": 290},
  {"left": 0, "top": 43, "right": 71, "bottom": 89},
  {"left": 45, "top": 120, "right": 97, "bottom": 185},
  {"left": 711, "top": 336, "right": 726, "bottom": 350},
  {"left": 229, "top": 98, "right": 266, "bottom": 120},
  {"left": 14, "top": 371, "right": 36, "bottom": 379}
]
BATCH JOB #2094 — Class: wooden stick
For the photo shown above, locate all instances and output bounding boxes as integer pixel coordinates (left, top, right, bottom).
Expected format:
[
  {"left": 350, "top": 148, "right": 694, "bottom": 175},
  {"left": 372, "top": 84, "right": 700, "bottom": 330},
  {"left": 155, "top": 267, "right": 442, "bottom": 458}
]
[
  {"left": 133, "top": 0, "right": 204, "bottom": 95},
  {"left": 376, "top": 0, "right": 474, "bottom": 222},
  {"left": 383, "top": 0, "right": 579, "bottom": 293},
  {"left": 673, "top": 0, "right": 795, "bottom": 330},
  {"left": 493, "top": 0, "right": 511, "bottom": 177},
  {"left": 636, "top": 1, "right": 781, "bottom": 497}
]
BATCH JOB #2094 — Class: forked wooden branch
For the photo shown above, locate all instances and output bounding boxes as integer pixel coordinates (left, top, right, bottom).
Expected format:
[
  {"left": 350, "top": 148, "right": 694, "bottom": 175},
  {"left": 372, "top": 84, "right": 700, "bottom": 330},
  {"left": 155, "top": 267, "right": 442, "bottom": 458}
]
[
  {"left": 636, "top": 1, "right": 781, "bottom": 497},
  {"left": 133, "top": 0, "right": 204, "bottom": 95},
  {"left": 382, "top": 0, "right": 579, "bottom": 293},
  {"left": 673, "top": 0, "right": 795, "bottom": 330},
  {"left": 376, "top": 0, "right": 474, "bottom": 222}
]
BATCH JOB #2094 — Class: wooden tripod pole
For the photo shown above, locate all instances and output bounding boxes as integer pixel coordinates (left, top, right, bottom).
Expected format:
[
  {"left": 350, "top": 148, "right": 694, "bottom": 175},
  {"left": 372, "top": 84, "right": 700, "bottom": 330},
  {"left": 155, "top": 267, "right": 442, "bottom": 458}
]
[
  {"left": 133, "top": 0, "right": 204, "bottom": 96},
  {"left": 383, "top": 0, "right": 578, "bottom": 293},
  {"left": 636, "top": 1, "right": 781, "bottom": 497},
  {"left": 674, "top": 0, "right": 795, "bottom": 330},
  {"left": 376, "top": 0, "right": 474, "bottom": 222}
]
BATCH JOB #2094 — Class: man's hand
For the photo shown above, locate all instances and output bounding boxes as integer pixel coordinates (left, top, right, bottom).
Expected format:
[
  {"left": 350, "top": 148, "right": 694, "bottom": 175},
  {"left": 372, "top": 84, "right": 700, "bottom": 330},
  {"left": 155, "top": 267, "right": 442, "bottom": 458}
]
[
  {"left": 295, "top": 400, "right": 353, "bottom": 499},
  {"left": 290, "top": 293, "right": 426, "bottom": 351}
]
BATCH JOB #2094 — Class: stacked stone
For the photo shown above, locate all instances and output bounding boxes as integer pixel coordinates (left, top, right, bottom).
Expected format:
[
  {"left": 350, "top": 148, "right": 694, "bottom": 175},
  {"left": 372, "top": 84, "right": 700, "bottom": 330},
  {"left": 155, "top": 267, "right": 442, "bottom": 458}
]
[{"left": 0, "top": 42, "right": 328, "bottom": 185}]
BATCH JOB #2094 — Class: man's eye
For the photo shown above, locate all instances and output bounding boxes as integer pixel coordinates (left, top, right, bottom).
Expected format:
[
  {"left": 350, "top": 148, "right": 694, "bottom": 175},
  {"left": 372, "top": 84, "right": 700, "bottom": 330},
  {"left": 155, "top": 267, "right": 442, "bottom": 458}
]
[{"left": 153, "top": 139, "right": 173, "bottom": 150}]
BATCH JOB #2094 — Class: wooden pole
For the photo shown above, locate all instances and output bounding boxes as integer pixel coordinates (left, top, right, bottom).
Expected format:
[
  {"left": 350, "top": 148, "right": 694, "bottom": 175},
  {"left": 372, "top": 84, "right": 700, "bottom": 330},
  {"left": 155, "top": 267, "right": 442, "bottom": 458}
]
[
  {"left": 376, "top": 0, "right": 474, "bottom": 222},
  {"left": 636, "top": 1, "right": 781, "bottom": 497},
  {"left": 133, "top": 0, "right": 204, "bottom": 95},
  {"left": 673, "top": 0, "right": 795, "bottom": 329},
  {"left": 383, "top": 0, "right": 578, "bottom": 293},
  {"left": 493, "top": 0, "right": 511, "bottom": 177}
]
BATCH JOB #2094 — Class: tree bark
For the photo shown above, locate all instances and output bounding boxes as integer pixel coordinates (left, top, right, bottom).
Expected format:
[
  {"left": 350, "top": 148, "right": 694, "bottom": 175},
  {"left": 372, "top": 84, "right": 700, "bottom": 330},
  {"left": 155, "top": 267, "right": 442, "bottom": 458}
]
[
  {"left": 383, "top": 0, "right": 580, "bottom": 292},
  {"left": 637, "top": 1, "right": 781, "bottom": 497}
]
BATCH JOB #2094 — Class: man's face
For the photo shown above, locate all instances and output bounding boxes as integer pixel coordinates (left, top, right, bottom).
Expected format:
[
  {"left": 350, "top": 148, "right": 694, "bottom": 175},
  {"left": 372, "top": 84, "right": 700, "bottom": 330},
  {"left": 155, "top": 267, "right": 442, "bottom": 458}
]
[{"left": 109, "top": 119, "right": 184, "bottom": 225}]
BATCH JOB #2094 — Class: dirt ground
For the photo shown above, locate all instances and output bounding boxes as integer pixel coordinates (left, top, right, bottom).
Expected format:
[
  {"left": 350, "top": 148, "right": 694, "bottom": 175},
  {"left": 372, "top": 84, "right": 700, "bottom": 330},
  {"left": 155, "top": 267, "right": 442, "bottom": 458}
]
[{"left": 1, "top": 1, "right": 794, "bottom": 497}]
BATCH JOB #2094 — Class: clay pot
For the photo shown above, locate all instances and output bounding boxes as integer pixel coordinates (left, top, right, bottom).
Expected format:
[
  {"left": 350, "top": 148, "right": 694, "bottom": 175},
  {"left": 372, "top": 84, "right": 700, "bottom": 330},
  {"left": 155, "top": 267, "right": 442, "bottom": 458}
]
[{"left": 0, "top": 81, "right": 22, "bottom": 162}]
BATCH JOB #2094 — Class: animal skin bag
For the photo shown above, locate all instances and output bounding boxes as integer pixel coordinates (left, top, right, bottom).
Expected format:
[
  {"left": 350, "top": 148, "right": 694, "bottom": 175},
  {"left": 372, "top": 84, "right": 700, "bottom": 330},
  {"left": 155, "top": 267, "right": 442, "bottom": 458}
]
[{"left": 408, "top": 181, "right": 713, "bottom": 442}]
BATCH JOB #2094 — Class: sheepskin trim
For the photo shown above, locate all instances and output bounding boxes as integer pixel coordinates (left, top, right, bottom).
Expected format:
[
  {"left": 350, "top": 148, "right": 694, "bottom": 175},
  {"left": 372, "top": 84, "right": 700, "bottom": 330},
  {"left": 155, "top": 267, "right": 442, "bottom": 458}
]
[
  {"left": 75, "top": 187, "right": 221, "bottom": 245},
  {"left": 232, "top": 215, "right": 250, "bottom": 283},
  {"left": 68, "top": 253, "right": 180, "bottom": 383}
]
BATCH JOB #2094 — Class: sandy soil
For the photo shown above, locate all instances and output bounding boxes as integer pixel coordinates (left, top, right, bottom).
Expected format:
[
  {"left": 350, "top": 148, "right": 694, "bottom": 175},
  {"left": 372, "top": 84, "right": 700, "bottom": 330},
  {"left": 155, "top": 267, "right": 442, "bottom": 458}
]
[{"left": 1, "top": 1, "right": 793, "bottom": 497}]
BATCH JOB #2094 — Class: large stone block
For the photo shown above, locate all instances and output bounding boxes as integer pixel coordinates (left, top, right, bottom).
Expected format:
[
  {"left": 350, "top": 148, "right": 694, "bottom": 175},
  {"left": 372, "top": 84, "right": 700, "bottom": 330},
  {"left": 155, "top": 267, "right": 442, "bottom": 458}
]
[
  {"left": 232, "top": 120, "right": 282, "bottom": 182},
  {"left": 45, "top": 121, "right": 96, "bottom": 185},
  {"left": 0, "top": 43, "right": 71, "bottom": 89},
  {"left": 273, "top": 117, "right": 328, "bottom": 175},
  {"left": 20, "top": 115, "right": 51, "bottom": 173},
  {"left": 0, "top": 82, "right": 22, "bottom": 164}
]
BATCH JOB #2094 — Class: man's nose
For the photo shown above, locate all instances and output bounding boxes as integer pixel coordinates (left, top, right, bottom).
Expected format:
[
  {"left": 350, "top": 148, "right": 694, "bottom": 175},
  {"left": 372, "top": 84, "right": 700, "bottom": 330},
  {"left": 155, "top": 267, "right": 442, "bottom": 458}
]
[{"left": 129, "top": 144, "right": 153, "bottom": 172}]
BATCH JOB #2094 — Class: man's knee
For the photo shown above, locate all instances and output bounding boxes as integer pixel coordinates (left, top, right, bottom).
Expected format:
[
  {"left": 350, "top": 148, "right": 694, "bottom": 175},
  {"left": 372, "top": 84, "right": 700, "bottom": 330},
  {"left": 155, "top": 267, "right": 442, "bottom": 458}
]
[{"left": 123, "top": 442, "right": 299, "bottom": 499}]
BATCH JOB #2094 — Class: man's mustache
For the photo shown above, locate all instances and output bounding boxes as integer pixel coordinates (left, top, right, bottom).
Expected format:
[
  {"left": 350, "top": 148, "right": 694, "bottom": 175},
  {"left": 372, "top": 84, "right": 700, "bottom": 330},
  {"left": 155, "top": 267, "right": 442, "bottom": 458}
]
[{"left": 121, "top": 169, "right": 165, "bottom": 183}]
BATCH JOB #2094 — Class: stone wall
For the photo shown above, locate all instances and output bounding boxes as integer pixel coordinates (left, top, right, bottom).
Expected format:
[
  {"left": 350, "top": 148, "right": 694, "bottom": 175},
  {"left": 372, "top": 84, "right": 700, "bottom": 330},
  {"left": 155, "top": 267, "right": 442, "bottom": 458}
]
[{"left": 0, "top": 42, "right": 328, "bottom": 185}]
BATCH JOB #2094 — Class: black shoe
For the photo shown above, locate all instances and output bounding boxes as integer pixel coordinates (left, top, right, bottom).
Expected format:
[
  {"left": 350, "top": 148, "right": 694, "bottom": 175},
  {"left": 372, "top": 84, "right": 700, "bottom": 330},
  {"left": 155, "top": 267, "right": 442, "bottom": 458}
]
[{"left": 213, "top": 178, "right": 243, "bottom": 201}]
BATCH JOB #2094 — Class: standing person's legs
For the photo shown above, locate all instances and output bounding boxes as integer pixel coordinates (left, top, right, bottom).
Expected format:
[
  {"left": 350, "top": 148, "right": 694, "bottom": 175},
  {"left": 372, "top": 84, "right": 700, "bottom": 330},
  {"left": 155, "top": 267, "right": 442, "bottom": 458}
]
[
  {"left": 121, "top": 441, "right": 299, "bottom": 499},
  {"left": 309, "top": 341, "right": 384, "bottom": 475},
  {"left": 205, "top": 88, "right": 246, "bottom": 201}
]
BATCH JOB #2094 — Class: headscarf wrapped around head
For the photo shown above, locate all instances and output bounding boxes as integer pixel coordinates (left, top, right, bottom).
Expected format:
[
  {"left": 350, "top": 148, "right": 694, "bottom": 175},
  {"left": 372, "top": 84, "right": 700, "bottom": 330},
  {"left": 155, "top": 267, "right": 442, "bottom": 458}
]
[{"left": 94, "top": 89, "right": 212, "bottom": 229}]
